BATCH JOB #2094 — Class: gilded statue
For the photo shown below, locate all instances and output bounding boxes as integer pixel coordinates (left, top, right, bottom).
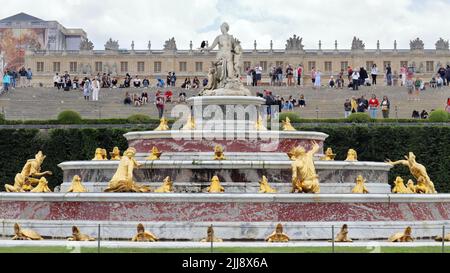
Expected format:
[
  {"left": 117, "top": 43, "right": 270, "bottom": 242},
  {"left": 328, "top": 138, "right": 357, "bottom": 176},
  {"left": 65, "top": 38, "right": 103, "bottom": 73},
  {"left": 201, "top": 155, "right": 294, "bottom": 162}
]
[
  {"left": 30, "top": 177, "right": 52, "bottom": 193},
  {"left": 92, "top": 148, "right": 106, "bottom": 161},
  {"left": 110, "top": 147, "right": 121, "bottom": 160},
  {"left": 392, "top": 177, "right": 414, "bottom": 194},
  {"left": 352, "top": 175, "right": 369, "bottom": 194},
  {"left": 67, "top": 226, "right": 95, "bottom": 241},
  {"left": 104, "top": 147, "right": 152, "bottom": 193},
  {"left": 154, "top": 117, "right": 170, "bottom": 131},
  {"left": 287, "top": 147, "right": 297, "bottom": 161},
  {"left": 255, "top": 116, "right": 267, "bottom": 131},
  {"left": 12, "top": 223, "right": 43, "bottom": 240},
  {"left": 132, "top": 223, "right": 158, "bottom": 242},
  {"left": 435, "top": 233, "right": 450, "bottom": 242},
  {"left": 407, "top": 180, "right": 417, "bottom": 193},
  {"left": 5, "top": 151, "right": 52, "bottom": 193},
  {"left": 387, "top": 152, "right": 437, "bottom": 194},
  {"left": 67, "top": 175, "right": 88, "bottom": 193},
  {"left": 214, "top": 145, "right": 226, "bottom": 160},
  {"left": 282, "top": 117, "right": 296, "bottom": 131},
  {"left": 321, "top": 148, "right": 336, "bottom": 161},
  {"left": 181, "top": 115, "right": 196, "bottom": 131},
  {"left": 147, "top": 146, "right": 162, "bottom": 161},
  {"left": 291, "top": 141, "right": 321, "bottom": 194},
  {"left": 102, "top": 149, "right": 108, "bottom": 160},
  {"left": 258, "top": 176, "right": 277, "bottom": 193},
  {"left": 334, "top": 224, "right": 353, "bottom": 243},
  {"left": 345, "top": 149, "right": 358, "bottom": 161},
  {"left": 207, "top": 176, "right": 225, "bottom": 193},
  {"left": 389, "top": 227, "right": 414, "bottom": 242},
  {"left": 155, "top": 176, "right": 174, "bottom": 193},
  {"left": 201, "top": 226, "right": 223, "bottom": 243},
  {"left": 266, "top": 224, "right": 290, "bottom": 243}
]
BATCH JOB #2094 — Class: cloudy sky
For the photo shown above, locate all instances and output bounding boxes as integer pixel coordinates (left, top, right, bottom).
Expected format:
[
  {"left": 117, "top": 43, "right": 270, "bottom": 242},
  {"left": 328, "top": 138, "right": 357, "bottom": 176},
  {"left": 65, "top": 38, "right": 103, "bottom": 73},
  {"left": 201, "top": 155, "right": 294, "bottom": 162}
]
[{"left": 1, "top": 0, "right": 449, "bottom": 50}]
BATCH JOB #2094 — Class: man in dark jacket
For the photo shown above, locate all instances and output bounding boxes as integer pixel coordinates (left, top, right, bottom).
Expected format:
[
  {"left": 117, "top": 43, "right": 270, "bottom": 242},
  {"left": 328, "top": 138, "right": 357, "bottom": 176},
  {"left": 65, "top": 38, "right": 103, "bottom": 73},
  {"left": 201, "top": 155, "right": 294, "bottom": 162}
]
[{"left": 357, "top": 96, "right": 368, "bottom": 113}]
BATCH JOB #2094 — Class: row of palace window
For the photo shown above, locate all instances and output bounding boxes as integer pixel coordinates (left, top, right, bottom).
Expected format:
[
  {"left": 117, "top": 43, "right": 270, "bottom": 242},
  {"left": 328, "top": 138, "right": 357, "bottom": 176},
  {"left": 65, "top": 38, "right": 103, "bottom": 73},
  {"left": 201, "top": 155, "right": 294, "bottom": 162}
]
[{"left": 36, "top": 60, "right": 438, "bottom": 74}]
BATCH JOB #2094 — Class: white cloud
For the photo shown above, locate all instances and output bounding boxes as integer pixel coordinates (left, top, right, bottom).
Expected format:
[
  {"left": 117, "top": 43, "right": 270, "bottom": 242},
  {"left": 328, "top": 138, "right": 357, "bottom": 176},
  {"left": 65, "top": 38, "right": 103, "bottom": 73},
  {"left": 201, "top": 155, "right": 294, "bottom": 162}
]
[{"left": 0, "top": 0, "right": 449, "bottom": 50}]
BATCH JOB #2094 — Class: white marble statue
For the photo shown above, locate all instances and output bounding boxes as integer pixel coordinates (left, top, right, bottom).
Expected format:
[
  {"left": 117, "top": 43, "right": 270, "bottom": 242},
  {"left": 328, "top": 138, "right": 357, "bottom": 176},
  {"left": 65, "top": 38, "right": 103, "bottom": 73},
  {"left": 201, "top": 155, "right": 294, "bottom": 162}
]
[{"left": 201, "top": 22, "right": 250, "bottom": 96}]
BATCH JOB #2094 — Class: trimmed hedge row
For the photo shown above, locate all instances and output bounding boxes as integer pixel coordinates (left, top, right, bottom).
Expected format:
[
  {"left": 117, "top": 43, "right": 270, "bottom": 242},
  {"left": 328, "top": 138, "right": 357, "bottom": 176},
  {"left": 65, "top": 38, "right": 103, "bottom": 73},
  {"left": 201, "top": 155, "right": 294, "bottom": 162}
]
[{"left": 0, "top": 125, "right": 449, "bottom": 192}]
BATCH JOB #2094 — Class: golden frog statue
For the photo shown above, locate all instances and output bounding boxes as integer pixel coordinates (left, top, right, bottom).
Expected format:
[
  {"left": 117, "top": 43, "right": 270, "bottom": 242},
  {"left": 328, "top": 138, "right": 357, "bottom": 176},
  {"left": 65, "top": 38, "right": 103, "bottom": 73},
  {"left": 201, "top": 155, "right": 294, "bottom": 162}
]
[
  {"left": 352, "top": 175, "right": 369, "bottom": 194},
  {"left": 67, "top": 175, "right": 88, "bottom": 193},
  {"left": 334, "top": 224, "right": 353, "bottom": 242},
  {"left": 146, "top": 146, "right": 162, "bottom": 161},
  {"left": 207, "top": 176, "right": 225, "bottom": 193},
  {"left": 92, "top": 148, "right": 106, "bottom": 161},
  {"left": 392, "top": 177, "right": 414, "bottom": 194},
  {"left": 214, "top": 145, "right": 226, "bottom": 160},
  {"left": 258, "top": 176, "right": 277, "bottom": 193},
  {"left": 67, "top": 226, "right": 95, "bottom": 241},
  {"left": 282, "top": 117, "right": 296, "bottom": 131},
  {"left": 110, "top": 147, "right": 121, "bottom": 160},
  {"left": 266, "top": 224, "right": 290, "bottom": 243},
  {"left": 5, "top": 151, "right": 52, "bottom": 193},
  {"left": 181, "top": 115, "right": 196, "bottom": 131},
  {"left": 132, "top": 223, "right": 158, "bottom": 242},
  {"left": 104, "top": 148, "right": 152, "bottom": 193},
  {"left": 321, "top": 148, "right": 336, "bottom": 161},
  {"left": 201, "top": 226, "right": 223, "bottom": 243},
  {"left": 291, "top": 142, "right": 321, "bottom": 194},
  {"left": 155, "top": 176, "right": 174, "bottom": 193},
  {"left": 154, "top": 117, "right": 170, "bottom": 131},
  {"left": 345, "top": 149, "right": 358, "bottom": 162},
  {"left": 30, "top": 177, "right": 52, "bottom": 193},
  {"left": 12, "top": 223, "right": 43, "bottom": 240},
  {"left": 387, "top": 152, "right": 437, "bottom": 194},
  {"left": 255, "top": 116, "right": 267, "bottom": 131},
  {"left": 389, "top": 227, "right": 414, "bottom": 242},
  {"left": 435, "top": 233, "right": 450, "bottom": 242}
]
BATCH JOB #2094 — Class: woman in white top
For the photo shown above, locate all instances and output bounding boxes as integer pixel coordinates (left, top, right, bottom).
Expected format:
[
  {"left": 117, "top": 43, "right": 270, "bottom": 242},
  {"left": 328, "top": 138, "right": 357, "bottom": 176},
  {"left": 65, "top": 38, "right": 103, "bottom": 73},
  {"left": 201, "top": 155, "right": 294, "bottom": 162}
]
[
  {"left": 314, "top": 70, "right": 322, "bottom": 90},
  {"left": 371, "top": 64, "right": 379, "bottom": 85},
  {"left": 91, "top": 76, "right": 100, "bottom": 101}
]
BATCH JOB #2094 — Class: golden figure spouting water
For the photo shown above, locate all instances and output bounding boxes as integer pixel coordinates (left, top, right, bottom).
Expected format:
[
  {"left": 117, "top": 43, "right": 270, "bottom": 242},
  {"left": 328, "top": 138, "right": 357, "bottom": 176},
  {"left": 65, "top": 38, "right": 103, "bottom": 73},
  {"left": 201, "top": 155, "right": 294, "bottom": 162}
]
[
  {"left": 12, "top": 223, "right": 43, "bottom": 240},
  {"left": 352, "top": 175, "right": 369, "bottom": 194},
  {"left": 255, "top": 116, "right": 267, "bottom": 131},
  {"left": 258, "top": 176, "right": 277, "bottom": 193},
  {"left": 181, "top": 115, "right": 196, "bottom": 130},
  {"left": 5, "top": 151, "right": 52, "bottom": 193},
  {"left": 147, "top": 146, "right": 162, "bottom": 161},
  {"left": 435, "top": 233, "right": 450, "bottom": 242},
  {"left": 67, "top": 226, "right": 95, "bottom": 241},
  {"left": 67, "top": 175, "right": 88, "bottom": 193},
  {"left": 387, "top": 152, "right": 437, "bottom": 194},
  {"left": 30, "top": 177, "right": 52, "bottom": 193},
  {"left": 154, "top": 117, "right": 170, "bottom": 131},
  {"left": 282, "top": 117, "right": 296, "bottom": 131},
  {"left": 155, "top": 176, "right": 174, "bottom": 193},
  {"left": 291, "top": 141, "right": 321, "bottom": 194},
  {"left": 321, "top": 148, "right": 336, "bottom": 161},
  {"left": 389, "top": 227, "right": 414, "bottom": 242},
  {"left": 392, "top": 177, "right": 414, "bottom": 194},
  {"left": 132, "top": 223, "right": 158, "bottom": 242},
  {"left": 201, "top": 226, "right": 223, "bottom": 242},
  {"left": 266, "top": 224, "right": 290, "bottom": 243},
  {"left": 110, "top": 147, "right": 121, "bottom": 160},
  {"left": 207, "top": 176, "right": 225, "bottom": 193},
  {"left": 407, "top": 180, "right": 417, "bottom": 193},
  {"left": 334, "top": 225, "right": 353, "bottom": 242},
  {"left": 92, "top": 148, "right": 106, "bottom": 161},
  {"left": 104, "top": 147, "right": 151, "bottom": 193},
  {"left": 214, "top": 145, "right": 226, "bottom": 160},
  {"left": 345, "top": 149, "right": 358, "bottom": 161}
]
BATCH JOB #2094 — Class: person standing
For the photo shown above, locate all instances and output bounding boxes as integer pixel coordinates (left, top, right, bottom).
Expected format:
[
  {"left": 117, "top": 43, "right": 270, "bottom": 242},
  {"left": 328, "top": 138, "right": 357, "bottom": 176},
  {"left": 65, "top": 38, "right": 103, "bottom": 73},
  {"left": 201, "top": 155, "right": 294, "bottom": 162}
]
[
  {"left": 297, "top": 64, "right": 303, "bottom": 86},
  {"left": 19, "top": 67, "right": 27, "bottom": 88},
  {"left": 344, "top": 99, "right": 352, "bottom": 118},
  {"left": 446, "top": 65, "right": 450, "bottom": 87},
  {"left": 26, "top": 68, "right": 33, "bottom": 87},
  {"left": 368, "top": 94, "right": 380, "bottom": 119},
  {"left": 400, "top": 65, "right": 407, "bottom": 87},
  {"left": 386, "top": 64, "right": 393, "bottom": 86},
  {"left": 311, "top": 67, "right": 316, "bottom": 89},
  {"left": 155, "top": 91, "right": 165, "bottom": 119},
  {"left": 351, "top": 96, "right": 358, "bottom": 113},
  {"left": 351, "top": 70, "right": 360, "bottom": 90},
  {"left": 438, "top": 65, "right": 447, "bottom": 86},
  {"left": 2, "top": 71, "right": 10, "bottom": 92},
  {"left": 357, "top": 95, "right": 368, "bottom": 113},
  {"left": 371, "top": 64, "right": 378, "bottom": 86},
  {"left": 91, "top": 76, "right": 100, "bottom": 101},
  {"left": 314, "top": 69, "right": 322, "bottom": 90},
  {"left": 255, "top": 65, "right": 262, "bottom": 86},
  {"left": 381, "top": 96, "right": 391, "bottom": 119},
  {"left": 171, "top": 72, "right": 177, "bottom": 87},
  {"left": 83, "top": 77, "right": 91, "bottom": 101},
  {"left": 246, "top": 67, "right": 252, "bottom": 86},
  {"left": 286, "top": 65, "right": 294, "bottom": 86},
  {"left": 53, "top": 73, "right": 61, "bottom": 90}
]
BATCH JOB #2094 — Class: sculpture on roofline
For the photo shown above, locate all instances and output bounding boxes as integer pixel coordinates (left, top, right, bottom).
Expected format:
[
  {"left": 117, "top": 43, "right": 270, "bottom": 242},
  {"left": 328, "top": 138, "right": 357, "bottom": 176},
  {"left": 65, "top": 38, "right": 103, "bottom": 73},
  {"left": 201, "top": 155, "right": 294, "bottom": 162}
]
[
  {"left": 164, "top": 37, "right": 177, "bottom": 51},
  {"left": 351, "top": 37, "right": 365, "bottom": 50},
  {"left": 104, "top": 38, "right": 119, "bottom": 50},
  {"left": 285, "top": 35, "right": 304, "bottom": 51},
  {"left": 410, "top": 38, "right": 424, "bottom": 50},
  {"left": 436, "top": 38, "right": 449, "bottom": 50},
  {"left": 80, "top": 38, "right": 94, "bottom": 51}
]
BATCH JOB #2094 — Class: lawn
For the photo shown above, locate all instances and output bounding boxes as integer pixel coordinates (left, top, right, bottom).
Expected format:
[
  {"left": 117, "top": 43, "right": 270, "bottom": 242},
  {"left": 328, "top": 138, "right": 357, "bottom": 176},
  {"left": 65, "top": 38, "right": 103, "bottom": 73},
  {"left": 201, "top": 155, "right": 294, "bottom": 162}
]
[{"left": 0, "top": 246, "right": 449, "bottom": 253}]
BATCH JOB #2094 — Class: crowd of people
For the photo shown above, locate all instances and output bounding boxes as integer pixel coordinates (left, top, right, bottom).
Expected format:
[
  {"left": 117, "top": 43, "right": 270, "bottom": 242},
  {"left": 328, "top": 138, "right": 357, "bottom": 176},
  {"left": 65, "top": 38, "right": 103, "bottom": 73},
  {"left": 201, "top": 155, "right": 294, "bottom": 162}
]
[{"left": 1, "top": 67, "right": 33, "bottom": 93}]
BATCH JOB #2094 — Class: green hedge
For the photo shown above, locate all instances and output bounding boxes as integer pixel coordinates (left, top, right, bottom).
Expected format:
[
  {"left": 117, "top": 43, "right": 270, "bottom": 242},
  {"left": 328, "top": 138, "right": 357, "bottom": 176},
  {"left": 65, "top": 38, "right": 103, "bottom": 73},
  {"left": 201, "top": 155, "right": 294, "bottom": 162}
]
[{"left": 0, "top": 125, "right": 449, "bottom": 192}]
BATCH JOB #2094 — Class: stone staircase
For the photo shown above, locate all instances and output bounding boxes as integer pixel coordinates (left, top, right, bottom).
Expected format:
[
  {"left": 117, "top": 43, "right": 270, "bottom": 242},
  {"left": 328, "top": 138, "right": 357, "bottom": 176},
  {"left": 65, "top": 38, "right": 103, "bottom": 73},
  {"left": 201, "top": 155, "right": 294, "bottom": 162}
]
[{"left": 0, "top": 85, "right": 449, "bottom": 120}]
